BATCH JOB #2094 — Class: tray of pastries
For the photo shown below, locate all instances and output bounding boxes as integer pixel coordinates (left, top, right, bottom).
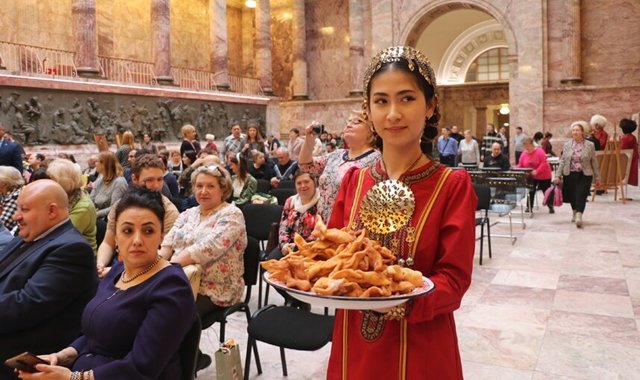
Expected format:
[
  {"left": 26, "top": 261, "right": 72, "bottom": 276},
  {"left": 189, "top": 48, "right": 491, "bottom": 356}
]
[{"left": 261, "top": 218, "right": 435, "bottom": 310}]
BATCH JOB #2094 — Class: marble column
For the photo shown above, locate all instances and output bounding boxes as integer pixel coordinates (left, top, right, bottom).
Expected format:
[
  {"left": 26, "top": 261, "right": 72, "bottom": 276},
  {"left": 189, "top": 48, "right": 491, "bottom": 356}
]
[
  {"left": 151, "top": 0, "right": 174, "bottom": 85},
  {"left": 348, "top": 0, "right": 364, "bottom": 97},
  {"left": 72, "top": 0, "right": 100, "bottom": 78},
  {"left": 255, "top": 0, "right": 274, "bottom": 96},
  {"left": 291, "top": 0, "right": 308, "bottom": 100},
  {"left": 210, "top": 0, "right": 230, "bottom": 91},
  {"left": 475, "top": 106, "right": 487, "bottom": 138},
  {"left": 560, "top": 0, "right": 582, "bottom": 85}
]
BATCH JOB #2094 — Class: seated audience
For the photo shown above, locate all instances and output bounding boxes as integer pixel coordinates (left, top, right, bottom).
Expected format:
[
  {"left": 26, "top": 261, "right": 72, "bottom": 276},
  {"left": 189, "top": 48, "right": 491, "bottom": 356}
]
[
  {"left": 89, "top": 151, "right": 128, "bottom": 220},
  {"left": 178, "top": 150, "right": 198, "bottom": 197},
  {"left": 96, "top": 155, "right": 180, "bottom": 279},
  {"left": 115, "top": 131, "right": 135, "bottom": 169},
  {"left": 270, "top": 147, "right": 298, "bottom": 188},
  {"left": 17, "top": 188, "right": 196, "bottom": 380},
  {"left": 248, "top": 151, "right": 275, "bottom": 180},
  {"left": 83, "top": 155, "right": 98, "bottom": 183},
  {"left": 517, "top": 138, "right": 553, "bottom": 213},
  {"left": 241, "top": 122, "right": 267, "bottom": 164},
  {"left": 24, "top": 153, "right": 45, "bottom": 183},
  {"left": 161, "top": 164, "right": 247, "bottom": 371},
  {"left": 287, "top": 128, "right": 304, "bottom": 161},
  {"left": 0, "top": 166, "right": 25, "bottom": 232},
  {"left": 168, "top": 150, "right": 183, "bottom": 179},
  {"left": 229, "top": 154, "right": 257, "bottom": 207},
  {"left": 46, "top": 159, "right": 98, "bottom": 253},
  {"left": 204, "top": 134, "right": 219, "bottom": 155},
  {"left": 483, "top": 142, "right": 511, "bottom": 171},
  {"left": 159, "top": 155, "right": 180, "bottom": 199},
  {"left": 123, "top": 149, "right": 139, "bottom": 184},
  {"left": 0, "top": 180, "right": 98, "bottom": 379},
  {"left": 140, "top": 133, "right": 158, "bottom": 155},
  {"left": 268, "top": 170, "right": 319, "bottom": 260}
]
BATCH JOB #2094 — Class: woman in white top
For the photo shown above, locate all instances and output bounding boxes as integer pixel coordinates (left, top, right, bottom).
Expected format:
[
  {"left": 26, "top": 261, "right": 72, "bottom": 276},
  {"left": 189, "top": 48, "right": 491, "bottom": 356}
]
[{"left": 457, "top": 130, "right": 480, "bottom": 166}]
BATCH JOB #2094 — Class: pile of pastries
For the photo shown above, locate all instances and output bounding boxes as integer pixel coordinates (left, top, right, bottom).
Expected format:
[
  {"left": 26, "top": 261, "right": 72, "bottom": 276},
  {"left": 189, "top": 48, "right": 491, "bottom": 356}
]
[{"left": 261, "top": 218, "right": 424, "bottom": 298}]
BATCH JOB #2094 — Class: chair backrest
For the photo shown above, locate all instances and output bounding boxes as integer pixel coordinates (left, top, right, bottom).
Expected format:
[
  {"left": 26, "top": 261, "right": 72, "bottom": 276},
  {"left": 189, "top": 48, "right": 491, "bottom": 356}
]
[
  {"left": 241, "top": 204, "right": 284, "bottom": 241},
  {"left": 269, "top": 188, "right": 296, "bottom": 206},
  {"left": 179, "top": 316, "right": 202, "bottom": 380},
  {"left": 256, "top": 178, "right": 271, "bottom": 193},
  {"left": 96, "top": 218, "right": 107, "bottom": 247},
  {"left": 243, "top": 236, "right": 261, "bottom": 287},
  {"left": 473, "top": 183, "right": 491, "bottom": 211},
  {"left": 278, "top": 180, "right": 295, "bottom": 189}
]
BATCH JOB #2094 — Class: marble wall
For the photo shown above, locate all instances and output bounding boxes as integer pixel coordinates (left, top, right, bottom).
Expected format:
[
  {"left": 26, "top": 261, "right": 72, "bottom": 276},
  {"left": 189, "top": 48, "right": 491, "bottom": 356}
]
[
  {"left": 170, "top": 0, "right": 210, "bottom": 71},
  {"left": 97, "top": 0, "right": 152, "bottom": 61},
  {"left": 270, "top": 0, "right": 294, "bottom": 99},
  {"left": 0, "top": 0, "right": 73, "bottom": 50}
]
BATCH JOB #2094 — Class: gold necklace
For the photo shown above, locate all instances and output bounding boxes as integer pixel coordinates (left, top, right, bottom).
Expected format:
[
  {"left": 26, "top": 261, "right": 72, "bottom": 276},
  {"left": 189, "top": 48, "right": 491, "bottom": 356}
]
[
  {"left": 121, "top": 255, "right": 161, "bottom": 284},
  {"left": 380, "top": 152, "right": 424, "bottom": 180}
]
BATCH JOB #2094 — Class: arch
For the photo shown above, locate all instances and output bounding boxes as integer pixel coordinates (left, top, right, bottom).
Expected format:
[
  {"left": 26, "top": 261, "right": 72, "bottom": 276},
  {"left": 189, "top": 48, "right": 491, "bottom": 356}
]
[
  {"left": 437, "top": 20, "right": 508, "bottom": 84},
  {"left": 398, "top": 0, "right": 517, "bottom": 56}
]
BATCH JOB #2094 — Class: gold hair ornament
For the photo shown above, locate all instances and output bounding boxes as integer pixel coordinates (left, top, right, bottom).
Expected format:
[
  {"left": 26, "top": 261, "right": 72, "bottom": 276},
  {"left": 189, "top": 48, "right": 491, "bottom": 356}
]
[{"left": 362, "top": 46, "right": 437, "bottom": 116}]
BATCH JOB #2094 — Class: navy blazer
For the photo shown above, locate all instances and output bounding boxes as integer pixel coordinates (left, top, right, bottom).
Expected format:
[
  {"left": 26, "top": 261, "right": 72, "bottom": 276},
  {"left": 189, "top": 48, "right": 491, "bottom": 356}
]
[
  {"left": 0, "top": 220, "right": 98, "bottom": 366},
  {"left": 0, "top": 139, "right": 23, "bottom": 173}
]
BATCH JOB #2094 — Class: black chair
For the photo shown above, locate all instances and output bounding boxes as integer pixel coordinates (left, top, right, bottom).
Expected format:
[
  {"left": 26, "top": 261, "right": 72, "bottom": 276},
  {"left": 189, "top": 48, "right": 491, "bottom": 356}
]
[
  {"left": 243, "top": 305, "right": 335, "bottom": 379},
  {"left": 96, "top": 218, "right": 107, "bottom": 247},
  {"left": 269, "top": 188, "right": 296, "bottom": 206},
  {"left": 256, "top": 178, "right": 271, "bottom": 194},
  {"left": 241, "top": 204, "right": 284, "bottom": 307},
  {"left": 200, "top": 236, "right": 260, "bottom": 344},
  {"left": 473, "top": 183, "right": 492, "bottom": 265},
  {"left": 179, "top": 316, "right": 202, "bottom": 380},
  {"left": 277, "top": 180, "right": 296, "bottom": 189}
]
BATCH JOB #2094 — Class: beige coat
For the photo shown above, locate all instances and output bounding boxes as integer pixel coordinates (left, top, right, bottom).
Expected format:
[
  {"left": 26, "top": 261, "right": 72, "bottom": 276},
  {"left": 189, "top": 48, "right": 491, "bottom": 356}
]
[{"left": 556, "top": 139, "right": 601, "bottom": 180}]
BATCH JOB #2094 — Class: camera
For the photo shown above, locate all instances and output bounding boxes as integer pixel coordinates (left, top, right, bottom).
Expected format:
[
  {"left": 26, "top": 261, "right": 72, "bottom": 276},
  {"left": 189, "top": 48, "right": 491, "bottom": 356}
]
[{"left": 312, "top": 124, "right": 324, "bottom": 134}]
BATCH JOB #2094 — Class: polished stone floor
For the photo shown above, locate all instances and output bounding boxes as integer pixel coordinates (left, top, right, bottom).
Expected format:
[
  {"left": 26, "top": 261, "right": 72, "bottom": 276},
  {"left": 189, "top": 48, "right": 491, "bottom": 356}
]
[{"left": 198, "top": 185, "right": 640, "bottom": 380}]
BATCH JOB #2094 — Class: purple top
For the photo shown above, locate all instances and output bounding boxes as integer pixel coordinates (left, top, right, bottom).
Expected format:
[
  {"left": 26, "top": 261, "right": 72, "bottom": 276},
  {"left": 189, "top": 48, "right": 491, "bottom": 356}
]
[{"left": 70, "top": 262, "right": 196, "bottom": 380}]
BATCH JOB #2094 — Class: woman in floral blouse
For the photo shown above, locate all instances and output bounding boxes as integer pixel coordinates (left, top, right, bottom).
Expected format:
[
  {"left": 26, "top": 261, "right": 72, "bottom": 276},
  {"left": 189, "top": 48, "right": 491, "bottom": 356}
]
[
  {"left": 267, "top": 170, "right": 319, "bottom": 260},
  {"left": 298, "top": 111, "right": 380, "bottom": 222},
  {"left": 161, "top": 164, "right": 247, "bottom": 314}
]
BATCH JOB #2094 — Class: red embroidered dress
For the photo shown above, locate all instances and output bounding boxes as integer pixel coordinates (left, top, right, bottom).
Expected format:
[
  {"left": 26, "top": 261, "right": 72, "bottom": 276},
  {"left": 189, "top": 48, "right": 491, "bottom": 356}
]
[{"left": 327, "top": 160, "right": 476, "bottom": 380}]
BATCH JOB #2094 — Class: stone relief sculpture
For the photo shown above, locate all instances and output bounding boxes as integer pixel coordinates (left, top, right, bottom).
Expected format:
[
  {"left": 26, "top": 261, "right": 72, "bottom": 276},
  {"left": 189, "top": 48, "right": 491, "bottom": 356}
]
[{"left": 0, "top": 90, "right": 265, "bottom": 146}]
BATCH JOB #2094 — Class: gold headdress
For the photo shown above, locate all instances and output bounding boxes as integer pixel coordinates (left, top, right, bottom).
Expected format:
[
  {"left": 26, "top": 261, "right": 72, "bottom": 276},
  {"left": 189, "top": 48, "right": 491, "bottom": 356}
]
[{"left": 362, "top": 46, "right": 437, "bottom": 114}]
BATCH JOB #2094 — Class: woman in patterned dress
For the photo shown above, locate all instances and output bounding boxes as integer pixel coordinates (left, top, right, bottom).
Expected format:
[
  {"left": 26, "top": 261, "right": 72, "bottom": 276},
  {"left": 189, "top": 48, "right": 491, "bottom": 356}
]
[{"left": 298, "top": 111, "right": 380, "bottom": 223}]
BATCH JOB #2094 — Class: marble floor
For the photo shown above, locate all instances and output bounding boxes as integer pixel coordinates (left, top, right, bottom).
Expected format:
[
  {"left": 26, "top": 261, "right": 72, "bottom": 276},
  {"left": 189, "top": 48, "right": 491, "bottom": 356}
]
[{"left": 198, "top": 185, "right": 640, "bottom": 380}]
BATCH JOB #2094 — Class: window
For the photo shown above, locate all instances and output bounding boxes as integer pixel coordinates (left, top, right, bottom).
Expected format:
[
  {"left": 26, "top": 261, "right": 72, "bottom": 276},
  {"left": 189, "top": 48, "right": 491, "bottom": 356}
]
[{"left": 464, "top": 48, "right": 509, "bottom": 83}]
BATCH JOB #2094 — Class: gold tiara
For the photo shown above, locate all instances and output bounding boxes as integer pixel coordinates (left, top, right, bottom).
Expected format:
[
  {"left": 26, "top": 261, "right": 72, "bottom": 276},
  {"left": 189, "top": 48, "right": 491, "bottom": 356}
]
[{"left": 362, "top": 46, "right": 437, "bottom": 112}]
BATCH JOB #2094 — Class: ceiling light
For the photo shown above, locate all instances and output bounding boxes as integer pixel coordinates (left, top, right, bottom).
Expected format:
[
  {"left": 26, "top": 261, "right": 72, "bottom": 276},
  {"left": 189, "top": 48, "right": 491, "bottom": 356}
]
[
  {"left": 499, "top": 104, "right": 510, "bottom": 115},
  {"left": 245, "top": 0, "right": 256, "bottom": 8}
]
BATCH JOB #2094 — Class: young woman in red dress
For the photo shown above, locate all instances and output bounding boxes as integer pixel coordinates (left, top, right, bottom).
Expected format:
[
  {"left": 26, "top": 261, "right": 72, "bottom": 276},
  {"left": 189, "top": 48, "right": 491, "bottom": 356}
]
[{"left": 326, "top": 46, "right": 477, "bottom": 379}]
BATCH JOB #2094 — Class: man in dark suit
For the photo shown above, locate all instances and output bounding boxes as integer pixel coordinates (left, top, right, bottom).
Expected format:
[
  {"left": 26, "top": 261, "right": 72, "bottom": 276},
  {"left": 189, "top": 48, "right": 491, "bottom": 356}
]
[
  {"left": 0, "top": 180, "right": 98, "bottom": 380},
  {"left": 0, "top": 124, "right": 24, "bottom": 173}
]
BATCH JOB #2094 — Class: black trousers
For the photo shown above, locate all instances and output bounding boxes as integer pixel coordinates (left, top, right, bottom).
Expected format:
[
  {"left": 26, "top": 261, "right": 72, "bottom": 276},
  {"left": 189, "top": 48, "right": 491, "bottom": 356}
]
[
  {"left": 440, "top": 155, "right": 456, "bottom": 167},
  {"left": 563, "top": 171, "right": 592, "bottom": 213},
  {"left": 528, "top": 178, "right": 552, "bottom": 209}
]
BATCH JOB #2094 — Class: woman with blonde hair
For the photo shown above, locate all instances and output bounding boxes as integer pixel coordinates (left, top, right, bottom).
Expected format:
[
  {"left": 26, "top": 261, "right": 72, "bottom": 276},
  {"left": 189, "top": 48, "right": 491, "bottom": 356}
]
[
  {"left": 47, "top": 158, "right": 98, "bottom": 252},
  {"left": 90, "top": 151, "right": 128, "bottom": 220},
  {"left": 298, "top": 110, "right": 380, "bottom": 222},
  {"left": 555, "top": 120, "right": 601, "bottom": 227},
  {"left": 116, "top": 130, "right": 135, "bottom": 169},
  {"left": 0, "top": 165, "right": 25, "bottom": 231},
  {"left": 180, "top": 124, "right": 201, "bottom": 157}
]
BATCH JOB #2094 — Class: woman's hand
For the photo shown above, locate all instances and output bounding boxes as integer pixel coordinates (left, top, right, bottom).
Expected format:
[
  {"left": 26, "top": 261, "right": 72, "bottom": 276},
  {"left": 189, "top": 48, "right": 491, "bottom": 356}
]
[
  {"left": 17, "top": 363, "right": 71, "bottom": 380},
  {"left": 553, "top": 177, "right": 561, "bottom": 185},
  {"left": 531, "top": 170, "right": 537, "bottom": 176}
]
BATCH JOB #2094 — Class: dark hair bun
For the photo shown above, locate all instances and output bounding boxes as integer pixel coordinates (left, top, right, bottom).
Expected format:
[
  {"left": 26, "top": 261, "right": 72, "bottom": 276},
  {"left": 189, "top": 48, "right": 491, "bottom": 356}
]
[{"left": 424, "top": 126, "right": 439, "bottom": 140}]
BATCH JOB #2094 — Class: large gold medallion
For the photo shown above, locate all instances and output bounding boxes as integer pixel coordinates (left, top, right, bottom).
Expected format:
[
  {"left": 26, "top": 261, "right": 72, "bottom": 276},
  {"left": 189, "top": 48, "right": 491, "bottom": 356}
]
[{"left": 360, "top": 179, "right": 415, "bottom": 235}]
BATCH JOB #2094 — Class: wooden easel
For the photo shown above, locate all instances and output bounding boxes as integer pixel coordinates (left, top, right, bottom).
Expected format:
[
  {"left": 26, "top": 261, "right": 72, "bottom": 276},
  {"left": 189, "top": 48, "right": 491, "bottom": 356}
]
[{"left": 593, "top": 130, "right": 626, "bottom": 204}]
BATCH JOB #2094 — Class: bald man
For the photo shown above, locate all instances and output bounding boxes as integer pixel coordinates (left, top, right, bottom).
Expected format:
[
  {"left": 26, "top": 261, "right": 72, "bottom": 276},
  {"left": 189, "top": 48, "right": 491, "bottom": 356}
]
[
  {"left": 0, "top": 180, "right": 98, "bottom": 379},
  {"left": 483, "top": 142, "right": 511, "bottom": 171}
]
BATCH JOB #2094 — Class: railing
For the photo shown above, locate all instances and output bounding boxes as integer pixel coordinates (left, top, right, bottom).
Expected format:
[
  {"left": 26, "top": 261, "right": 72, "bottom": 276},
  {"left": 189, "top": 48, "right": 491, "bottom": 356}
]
[
  {"left": 0, "top": 40, "right": 264, "bottom": 96},
  {"left": 172, "top": 67, "right": 218, "bottom": 91},
  {"left": 228, "top": 75, "right": 263, "bottom": 95},
  {"left": 98, "top": 56, "right": 157, "bottom": 85},
  {"left": 0, "top": 41, "right": 77, "bottom": 77}
]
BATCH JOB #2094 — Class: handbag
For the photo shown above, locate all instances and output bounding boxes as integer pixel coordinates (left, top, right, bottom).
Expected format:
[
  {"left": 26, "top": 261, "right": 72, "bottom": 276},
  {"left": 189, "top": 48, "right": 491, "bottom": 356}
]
[
  {"left": 182, "top": 264, "right": 202, "bottom": 300},
  {"left": 543, "top": 184, "right": 563, "bottom": 207},
  {"left": 215, "top": 339, "right": 243, "bottom": 380}
]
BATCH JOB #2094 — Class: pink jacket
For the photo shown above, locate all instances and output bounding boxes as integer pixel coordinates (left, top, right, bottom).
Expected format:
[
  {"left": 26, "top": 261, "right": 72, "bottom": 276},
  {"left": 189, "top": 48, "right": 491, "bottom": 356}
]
[{"left": 517, "top": 147, "right": 552, "bottom": 180}]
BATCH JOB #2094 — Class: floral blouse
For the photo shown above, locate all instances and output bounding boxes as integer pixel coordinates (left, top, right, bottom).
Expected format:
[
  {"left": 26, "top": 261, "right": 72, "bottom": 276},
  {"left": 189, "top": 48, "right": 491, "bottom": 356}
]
[
  {"left": 279, "top": 195, "right": 319, "bottom": 246},
  {"left": 570, "top": 140, "right": 585, "bottom": 172},
  {"left": 299, "top": 148, "right": 380, "bottom": 223},
  {"left": 161, "top": 203, "right": 247, "bottom": 307}
]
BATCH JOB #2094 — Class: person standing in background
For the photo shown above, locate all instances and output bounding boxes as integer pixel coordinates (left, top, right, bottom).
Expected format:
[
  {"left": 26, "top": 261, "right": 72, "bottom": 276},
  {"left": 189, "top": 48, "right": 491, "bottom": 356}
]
[
  {"left": 437, "top": 127, "right": 458, "bottom": 167},
  {"left": 287, "top": 128, "right": 304, "bottom": 161},
  {"left": 480, "top": 123, "right": 500, "bottom": 161},
  {"left": 513, "top": 126, "right": 527, "bottom": 164}
]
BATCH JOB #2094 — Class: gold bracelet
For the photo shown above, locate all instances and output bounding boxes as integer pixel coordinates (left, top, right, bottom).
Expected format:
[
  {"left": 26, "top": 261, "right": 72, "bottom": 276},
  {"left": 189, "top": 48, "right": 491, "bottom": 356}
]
[{"left": 383, "top": 304, "right": 406, "bottom": 320}]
